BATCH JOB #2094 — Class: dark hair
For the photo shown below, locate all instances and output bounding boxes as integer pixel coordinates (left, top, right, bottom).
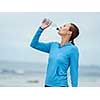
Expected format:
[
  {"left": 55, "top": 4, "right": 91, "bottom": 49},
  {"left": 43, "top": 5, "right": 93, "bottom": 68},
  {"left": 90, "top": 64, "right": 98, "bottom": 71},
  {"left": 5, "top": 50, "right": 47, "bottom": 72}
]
[{"left": 69, "top": 23, "right": 79, "bottom": 45}]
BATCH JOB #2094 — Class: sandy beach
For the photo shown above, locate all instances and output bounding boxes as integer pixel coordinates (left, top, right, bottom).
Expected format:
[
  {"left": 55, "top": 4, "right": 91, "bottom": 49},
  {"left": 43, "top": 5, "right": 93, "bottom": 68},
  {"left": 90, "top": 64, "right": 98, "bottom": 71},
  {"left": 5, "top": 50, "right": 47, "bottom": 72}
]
[{"left": 0, "top": 61, "right": 100, "bottom": 87}]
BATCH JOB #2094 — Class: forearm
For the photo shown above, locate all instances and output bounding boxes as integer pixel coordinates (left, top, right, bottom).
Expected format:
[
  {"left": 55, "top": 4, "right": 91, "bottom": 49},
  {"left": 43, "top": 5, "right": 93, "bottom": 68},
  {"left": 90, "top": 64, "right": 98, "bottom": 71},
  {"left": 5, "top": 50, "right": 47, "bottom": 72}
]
[
  {"left": 30, "top": 27, "right": 52, "bottom": 53},
  {"left": 70, "top": 47, "right": 79, "bottom": 87},
  {"left": 30, "top": 27, "right": 44, "bottom": 48},
  {"left": 71, "top": 72, "right": 78, "bottom": 87}
]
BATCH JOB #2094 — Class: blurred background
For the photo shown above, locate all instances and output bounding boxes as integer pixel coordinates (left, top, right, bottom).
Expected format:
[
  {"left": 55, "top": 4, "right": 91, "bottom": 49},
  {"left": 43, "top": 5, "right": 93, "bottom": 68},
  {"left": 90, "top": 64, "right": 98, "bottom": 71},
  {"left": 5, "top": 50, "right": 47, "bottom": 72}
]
[{"left": 0, "top": 12, "right": 100, "bottom": 87}]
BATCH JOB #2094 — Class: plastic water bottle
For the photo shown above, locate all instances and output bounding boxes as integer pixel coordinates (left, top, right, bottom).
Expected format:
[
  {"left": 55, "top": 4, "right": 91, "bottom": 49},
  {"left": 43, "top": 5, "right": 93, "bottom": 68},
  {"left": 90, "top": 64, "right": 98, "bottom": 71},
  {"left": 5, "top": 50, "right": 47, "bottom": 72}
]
[
  {"left": 43, "top": 18, "right": 59, "bottom": 30},
  {"left": 50, "top": 20, "right": 59, "bottom": 30}
]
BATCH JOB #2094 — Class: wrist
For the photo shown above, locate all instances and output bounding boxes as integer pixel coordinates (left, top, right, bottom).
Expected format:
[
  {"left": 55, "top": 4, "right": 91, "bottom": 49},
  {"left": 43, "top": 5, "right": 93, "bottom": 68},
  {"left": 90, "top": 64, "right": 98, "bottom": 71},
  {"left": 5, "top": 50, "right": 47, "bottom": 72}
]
[{"left": 40, "top": 26, "right": 45, "bottom": 30}]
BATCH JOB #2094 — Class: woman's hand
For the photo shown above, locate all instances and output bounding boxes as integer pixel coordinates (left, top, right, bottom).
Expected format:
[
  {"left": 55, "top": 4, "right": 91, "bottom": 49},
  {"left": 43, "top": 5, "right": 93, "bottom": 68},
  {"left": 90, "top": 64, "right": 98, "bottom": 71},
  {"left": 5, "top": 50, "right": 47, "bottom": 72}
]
[{"left": 41, "top": 18, "right": 52, "bottom": 29}]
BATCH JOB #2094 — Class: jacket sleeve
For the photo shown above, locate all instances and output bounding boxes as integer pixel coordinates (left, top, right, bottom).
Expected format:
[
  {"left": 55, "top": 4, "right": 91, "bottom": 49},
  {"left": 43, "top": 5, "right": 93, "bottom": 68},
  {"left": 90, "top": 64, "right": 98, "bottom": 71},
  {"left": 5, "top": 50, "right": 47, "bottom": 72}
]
[
  {"left": 30, "top": 27, "right": 53, "bottom": 53},
  {"left": 69, "top": 47, "right": 79, "bottom": 87}
]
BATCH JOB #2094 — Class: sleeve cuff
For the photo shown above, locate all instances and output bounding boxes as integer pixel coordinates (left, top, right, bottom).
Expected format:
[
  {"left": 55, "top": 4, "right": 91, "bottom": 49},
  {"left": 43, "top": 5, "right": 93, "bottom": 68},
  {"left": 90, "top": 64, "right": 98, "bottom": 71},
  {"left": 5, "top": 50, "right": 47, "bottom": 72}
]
[{"left": 39, "top": 26, "right": 44, "bottom": 31}]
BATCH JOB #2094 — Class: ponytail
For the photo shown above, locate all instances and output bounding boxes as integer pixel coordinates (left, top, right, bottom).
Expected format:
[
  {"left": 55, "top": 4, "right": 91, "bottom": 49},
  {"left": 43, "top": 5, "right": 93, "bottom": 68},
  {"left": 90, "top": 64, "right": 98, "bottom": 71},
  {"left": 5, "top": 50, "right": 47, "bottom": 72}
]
[
  {"left": 69, "top": 23, "right": 79, "bottom": 45},
  {"left": 71, "top": 39, "right": 75, "bottom": 45}
]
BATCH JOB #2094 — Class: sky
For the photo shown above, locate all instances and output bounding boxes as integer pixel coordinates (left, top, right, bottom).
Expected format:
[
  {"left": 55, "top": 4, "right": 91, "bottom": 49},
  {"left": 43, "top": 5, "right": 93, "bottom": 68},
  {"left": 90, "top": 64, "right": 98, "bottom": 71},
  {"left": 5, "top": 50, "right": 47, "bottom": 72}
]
[{"left": 0, "top": 12, "right": 100, "bottom": 66}]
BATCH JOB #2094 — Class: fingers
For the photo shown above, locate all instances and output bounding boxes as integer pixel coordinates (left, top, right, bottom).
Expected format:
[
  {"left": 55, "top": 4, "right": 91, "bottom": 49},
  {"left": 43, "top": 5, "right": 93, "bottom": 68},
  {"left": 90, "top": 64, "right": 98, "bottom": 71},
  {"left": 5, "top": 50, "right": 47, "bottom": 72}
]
[
  {"left": 45, "top": 19, "right": 50, "bottom": 25},
  {"left": 42, "top": 18, "right": 47, "bottom": 23},
  {"left": 42, "top": 18, "right": 52, "bottom": 26}
]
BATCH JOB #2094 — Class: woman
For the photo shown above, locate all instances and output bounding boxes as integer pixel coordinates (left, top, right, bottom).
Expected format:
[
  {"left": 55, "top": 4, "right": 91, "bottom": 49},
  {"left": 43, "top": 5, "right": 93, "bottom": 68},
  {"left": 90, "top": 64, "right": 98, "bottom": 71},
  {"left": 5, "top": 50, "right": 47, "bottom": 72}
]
[{"left": 30, "top": 18, "right": 79, "bottom": 87}]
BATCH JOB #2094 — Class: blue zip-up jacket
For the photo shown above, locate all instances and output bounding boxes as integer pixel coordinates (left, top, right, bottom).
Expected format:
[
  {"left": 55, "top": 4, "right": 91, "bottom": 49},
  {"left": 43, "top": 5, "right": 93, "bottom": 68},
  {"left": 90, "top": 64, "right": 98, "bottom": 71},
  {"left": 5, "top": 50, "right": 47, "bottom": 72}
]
[{"left": 30, "top": 27, "right": 79, "bottom": 87}]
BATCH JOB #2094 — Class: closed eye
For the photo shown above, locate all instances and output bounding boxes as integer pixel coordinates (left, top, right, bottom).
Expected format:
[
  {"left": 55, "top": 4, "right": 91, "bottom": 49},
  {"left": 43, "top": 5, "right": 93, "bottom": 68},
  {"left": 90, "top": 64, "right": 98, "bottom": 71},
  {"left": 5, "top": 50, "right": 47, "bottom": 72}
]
[{"left": 63, "top": 25, "right": 66, "bottom": 27}]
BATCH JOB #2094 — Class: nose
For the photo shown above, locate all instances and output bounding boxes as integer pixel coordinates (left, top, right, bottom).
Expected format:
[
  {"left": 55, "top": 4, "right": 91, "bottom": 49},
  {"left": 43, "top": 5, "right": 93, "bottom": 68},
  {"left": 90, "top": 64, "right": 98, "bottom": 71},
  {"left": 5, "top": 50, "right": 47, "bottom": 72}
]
[{"left": 60, "top": 26, "right": 62, "bottom": 29}]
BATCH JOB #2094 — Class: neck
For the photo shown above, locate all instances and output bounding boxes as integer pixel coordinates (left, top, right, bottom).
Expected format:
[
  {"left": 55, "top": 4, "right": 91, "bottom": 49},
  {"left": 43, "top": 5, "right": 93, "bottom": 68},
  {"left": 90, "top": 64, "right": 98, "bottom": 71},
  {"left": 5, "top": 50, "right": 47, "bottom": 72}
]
[{"left": 60, "top": 35, "right": 70, "bottom": 47}]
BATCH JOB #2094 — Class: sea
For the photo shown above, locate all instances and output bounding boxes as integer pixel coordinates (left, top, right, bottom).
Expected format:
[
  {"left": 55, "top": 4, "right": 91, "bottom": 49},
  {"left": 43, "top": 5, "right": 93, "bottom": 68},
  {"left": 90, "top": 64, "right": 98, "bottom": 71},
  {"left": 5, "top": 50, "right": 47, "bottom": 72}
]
[{"left": 0, "top": 60, "right": 100, "bottom": 87}]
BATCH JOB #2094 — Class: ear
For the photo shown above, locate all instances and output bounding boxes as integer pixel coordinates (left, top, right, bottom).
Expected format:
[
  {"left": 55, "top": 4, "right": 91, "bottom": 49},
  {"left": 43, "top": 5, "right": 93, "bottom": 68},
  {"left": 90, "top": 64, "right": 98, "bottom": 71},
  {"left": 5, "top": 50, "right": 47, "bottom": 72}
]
[{"left": 68, "top": 31, "right": 72, "bottom": 35}]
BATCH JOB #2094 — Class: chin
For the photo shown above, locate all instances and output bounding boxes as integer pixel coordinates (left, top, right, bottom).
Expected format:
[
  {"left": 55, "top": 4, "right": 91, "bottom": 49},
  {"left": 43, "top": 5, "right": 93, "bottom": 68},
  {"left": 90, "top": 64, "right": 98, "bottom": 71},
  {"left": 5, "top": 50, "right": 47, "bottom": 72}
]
[
  {"left": 58, "top": 32, "right": 63, "bottom": 36},
  {"left": 58, "top": 32, "right": 61, "bottom": 36}
]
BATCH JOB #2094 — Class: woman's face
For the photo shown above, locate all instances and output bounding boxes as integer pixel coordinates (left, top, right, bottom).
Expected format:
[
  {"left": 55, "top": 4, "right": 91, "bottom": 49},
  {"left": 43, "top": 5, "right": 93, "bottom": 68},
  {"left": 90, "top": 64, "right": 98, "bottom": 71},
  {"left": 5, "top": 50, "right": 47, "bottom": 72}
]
[{"left": 58, "top": 23, "right": 72, "bottom": 36}]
